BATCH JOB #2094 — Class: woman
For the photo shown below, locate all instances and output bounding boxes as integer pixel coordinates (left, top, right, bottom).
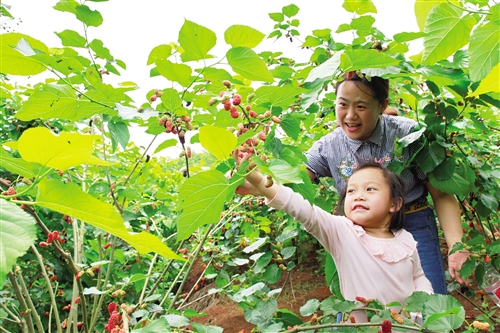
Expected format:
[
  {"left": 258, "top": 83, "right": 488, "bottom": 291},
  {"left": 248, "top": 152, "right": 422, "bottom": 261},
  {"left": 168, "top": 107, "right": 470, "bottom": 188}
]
[{"left": 305, "top": 71, "right": 468, "bottom": 294}]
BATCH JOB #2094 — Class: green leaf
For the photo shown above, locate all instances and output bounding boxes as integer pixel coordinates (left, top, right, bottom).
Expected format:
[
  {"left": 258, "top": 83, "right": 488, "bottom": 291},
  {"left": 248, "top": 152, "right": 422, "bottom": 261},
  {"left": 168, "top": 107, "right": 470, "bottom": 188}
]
[
  {"left": 471, "top": 62, "right": 500, "bottom": 97},
  {"left": 226, "top": 47, "right": 274, "bottom": 82},
  {"left": 428, "top": 171, "right": 471, "bottom": 196},
  {"left": 0, "top": 148, "right": 48, "bottom": 179},
  {"left": 147, "top": 44, "right": 172, "bottom": 65},
  {"left": 0, "top": 33, "right": 47, "bottom": 75},
  {"left": 312, "top": 28, "right": 331, "bottom": 38},
  {"left": 422, "top": 3, "right": 475, "bottom": 65},
  {"left": 351, "top": 15, "right": 375, "bottom": 30},
  {"left": 177, "top": 170, "right": 230, "bottom": 240},
  {"left": 75, "top": 4, "right": 103, "bottom": 27},
  {"left": 16, "top": 84, "right": 115, "bottom": 121},
  {"left": 300, "top": 299, "right": 320, "bottom": 316},
  {"left": 305, "top": 52, "right": 342, "bottom": 83},
  {"left": 154, "top": 139, "right": 177, "bottom": 155},
  {"left": 55, "top": 29, "right": 87, "bottom": 47},
  {"left": 264, "top": 263, "right": 282, "bottom": 284},
  {"left": 35, "top": 178, "right": 183, "bottom": 260},
  {"left": 178, "top": 20, "right": 216, "bottom": 62},
  {"left": 274, "top": 309, "right": 303, "bottom": 327},
  {"left": 468, "top": 21, "right": 499, "bottom": 82},
  {"left": 17, "top": 127, "right": 111, "bottom": 171},
  {"left": 282, "top": 4, "right": 299, "bottom": 17},
  {"left": 108, "top": 120, "right": 130, "bottom": 151},
  {"left": 0, "top": 199, "right": 37, "bottom": 284},
  {"left": 160, "top": 88, "right": 184, "bottom": 112},
  {"left": 156, "top": 60, "right": 193, "bottom": 87},
  {"left": 224, "top": 25, "right": 265, "bottom": 48},
  {"left": 433, "top": 157, "right": 456, "bottom": 181},
  {"left": 280, "top": 114, "right": 300, "bottom": 140},
  {"left": 200, "top": 67, "right": 233, "bottom": 85},
  {"left": 53, "top": 0, "right": 79, "bottom": 14},
  {"left": 199, "top": 125, "right": 237, "bottom": 160},
  {"left": 191, "top": 322, "right": 223, "bottom": 333},
  {"left": 422, "top": 294, "right": 464, "bottom": 331},
  {"left": 131, "top": 317, "right": 172, "bottom": 333},
  {"left": 268, "top": 12, "right": 284, "bottom": 22},
  {"left": 268, "top": 159, "right": 303, "bottom": 184},
  {"left": 342, "top": 0, "right": 377, "bottom": 15},
  {"left": 393, "top": 31, "right": 427, "bottom": 43},
  {"left": 254, "top": 85, "right": 302, "bottom": 109},
  {"left": 281, "top": 246, "right": 296, "bottom": 260},
  {"left": 340, "top": 49, "right": 401, "bottom": 72},
  {"left": 415, "top": 142, "right": 445, "bottom": 174},
  {"left": 88, "top": 39, "right": 112, "bottom": 60}
]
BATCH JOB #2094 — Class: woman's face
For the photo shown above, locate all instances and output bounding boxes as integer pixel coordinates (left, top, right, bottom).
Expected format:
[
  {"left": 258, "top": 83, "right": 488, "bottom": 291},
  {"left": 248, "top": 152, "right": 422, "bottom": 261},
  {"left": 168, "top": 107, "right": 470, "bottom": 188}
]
[{"left": 336, "top": 81, "right": 388, "bottom": 141}]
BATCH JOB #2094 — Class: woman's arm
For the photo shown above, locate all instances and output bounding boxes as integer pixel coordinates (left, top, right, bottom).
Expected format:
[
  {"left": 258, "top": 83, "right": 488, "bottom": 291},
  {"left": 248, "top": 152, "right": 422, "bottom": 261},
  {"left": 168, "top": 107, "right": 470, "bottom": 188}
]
[{"left": 426, "top": 182, "right": 469, "bottom": 285}]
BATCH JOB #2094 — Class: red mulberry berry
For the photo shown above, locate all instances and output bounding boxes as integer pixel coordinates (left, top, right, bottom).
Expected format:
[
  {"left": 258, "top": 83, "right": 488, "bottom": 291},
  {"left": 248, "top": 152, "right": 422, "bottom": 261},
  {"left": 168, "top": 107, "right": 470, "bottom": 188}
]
[
  {"left": 249, "top": 110, "right": 257, "bottom": 118},
  {"left": 74, "top": 297, "right": 81, "bottom": 304},
  {"left": 258, "top": 132, "right": 266, "bottom": 141},
  {"left": 381, "top": 319, "right": 392, "bottom": 333},
  {"left": 108, "top": 302, "right": 118, "bottom": 315},
  {"left": 230, "top": 110, "right": 239, "bottom": 119},
  {"left": 232, "top": 94, "right": 242, "bottom": 105}
]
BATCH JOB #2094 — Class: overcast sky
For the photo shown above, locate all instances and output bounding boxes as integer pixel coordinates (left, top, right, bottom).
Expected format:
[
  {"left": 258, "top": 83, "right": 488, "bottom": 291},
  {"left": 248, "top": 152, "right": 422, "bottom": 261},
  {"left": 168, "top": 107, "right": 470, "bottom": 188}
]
[{"left": 6, "top": 0, "right": 420, "bottom": 156}]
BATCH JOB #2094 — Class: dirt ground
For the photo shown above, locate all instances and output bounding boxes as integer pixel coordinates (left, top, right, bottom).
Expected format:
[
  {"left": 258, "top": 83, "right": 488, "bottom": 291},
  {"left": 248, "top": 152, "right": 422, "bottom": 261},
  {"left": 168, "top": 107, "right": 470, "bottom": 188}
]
[{"left": 183, "top": 258, "right": 498, "bottom": 333}]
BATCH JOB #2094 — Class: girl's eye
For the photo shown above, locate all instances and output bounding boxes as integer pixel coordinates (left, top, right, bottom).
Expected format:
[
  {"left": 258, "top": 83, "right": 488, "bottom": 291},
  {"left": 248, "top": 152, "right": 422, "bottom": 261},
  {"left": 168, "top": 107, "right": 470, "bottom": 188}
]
[
  {"left": 347, "top": 189, "right": 355, "bottom": 193},
  {"left": 367, "top": 187, "right": 375, "bottom": 191}
]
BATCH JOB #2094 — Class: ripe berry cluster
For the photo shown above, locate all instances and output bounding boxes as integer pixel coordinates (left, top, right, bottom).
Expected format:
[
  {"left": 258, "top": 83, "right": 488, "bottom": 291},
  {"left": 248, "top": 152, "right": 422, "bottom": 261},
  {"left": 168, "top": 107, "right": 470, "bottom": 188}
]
[{"left": 39, "top": 230, "right": 63, "bottom": 247}]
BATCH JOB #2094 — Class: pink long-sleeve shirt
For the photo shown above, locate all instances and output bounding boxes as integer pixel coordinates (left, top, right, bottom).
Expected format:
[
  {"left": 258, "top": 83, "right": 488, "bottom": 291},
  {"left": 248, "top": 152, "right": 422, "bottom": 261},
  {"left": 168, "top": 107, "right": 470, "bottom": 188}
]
[{"left": 267, "top": 185, "right": 433, "bottom": 322}]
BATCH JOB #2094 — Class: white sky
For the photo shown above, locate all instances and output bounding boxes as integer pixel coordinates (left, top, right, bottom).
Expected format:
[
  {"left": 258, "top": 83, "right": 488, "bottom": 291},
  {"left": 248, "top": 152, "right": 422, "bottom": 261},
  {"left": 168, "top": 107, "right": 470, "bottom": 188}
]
[{"left": 5, "top": 0, "right": 420, "bottom": 156}]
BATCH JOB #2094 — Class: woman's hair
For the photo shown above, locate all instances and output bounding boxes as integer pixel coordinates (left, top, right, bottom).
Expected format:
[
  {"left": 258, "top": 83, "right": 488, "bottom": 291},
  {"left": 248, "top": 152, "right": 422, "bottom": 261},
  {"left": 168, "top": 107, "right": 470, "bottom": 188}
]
[
  {"left": 338, "top": 161, "right": 406, "bottom": 230},
  {"left": 335, "top": 71, "right": 389, "bottom": 105}
]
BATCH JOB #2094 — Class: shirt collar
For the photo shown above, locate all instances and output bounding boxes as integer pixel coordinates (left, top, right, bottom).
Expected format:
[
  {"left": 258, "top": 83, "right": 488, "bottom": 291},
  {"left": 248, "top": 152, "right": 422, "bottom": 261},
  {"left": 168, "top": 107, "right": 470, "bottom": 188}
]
[{"left": 345, "top": 117, "right": 385, "bottom": 152}]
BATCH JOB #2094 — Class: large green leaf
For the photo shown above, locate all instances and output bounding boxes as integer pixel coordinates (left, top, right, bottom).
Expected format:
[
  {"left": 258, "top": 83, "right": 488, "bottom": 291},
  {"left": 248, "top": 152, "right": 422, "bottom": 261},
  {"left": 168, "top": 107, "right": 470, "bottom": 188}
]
[
  {"left": 0, "top": 199, "right": 37, "bottom": 284},
  {"left": 268, "top": 159, "right": 303, "bottom": 185},
  {"left": 177, "top": 170, "right": 230, "bottom": 240},
  {"left": 414, "top": 0, "right": 445, "bottom": 31},
  {"left": 422, "top": 3, "right": 475, "bottom": 65},
  {"left": 468, "top": 21, "right": 500, "bottom": 82},
  {"left": 254, "top": 85, "right": 303, "bottom": 109},
  {"left": 178, "top": 20, "right": 216, "bottom": 62},
  {"left": 156, "top": 60, "right": 193, "bottom": 87},
  {"left": 88, "top": 39, "right": 113, "bottom": 60},
  {"left": 35, "top": 178, "right": 183, "bottom": 260},
  {"left": 0, "top": 33, "right": 47, "bottom": 75},
  {"left": 0, "top": 148, "right": 49, "bottom": 179},
  {"left": 224, "top": 25, "right": 265, "bottom": 48},
  {"left": 75, "top": 4, "right": 103, "bottom": 27},
  {"left": 55, "top": 29, "right": 87, "bottom": 47},
  {"left": 226, "top": 47, "right": 274, "bottom": 82},
  {"left": 199, "top": 125, "right": 237, "bottom": 160},
  {"left": 17, "top": 127, "right": 111, "bottom": 171},
  {"left": 16, "top": 84, "right": 115, "bottom": 121},
  {"left": 422, "top": 294, "right": 464, "bottom": 331},
  {"left": 340, "top": 49, "right": 401, "bottom": 71}
]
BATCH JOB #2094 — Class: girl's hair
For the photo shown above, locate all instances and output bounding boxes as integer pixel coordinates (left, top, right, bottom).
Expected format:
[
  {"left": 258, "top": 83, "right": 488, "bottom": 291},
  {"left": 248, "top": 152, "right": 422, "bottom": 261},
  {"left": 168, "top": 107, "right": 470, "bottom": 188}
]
[
  {"left": 335, "top": 71, "right": 389, "bottom": 105},
  {"left": 338, "top": 161, "right": 406, "bottom": 230}
]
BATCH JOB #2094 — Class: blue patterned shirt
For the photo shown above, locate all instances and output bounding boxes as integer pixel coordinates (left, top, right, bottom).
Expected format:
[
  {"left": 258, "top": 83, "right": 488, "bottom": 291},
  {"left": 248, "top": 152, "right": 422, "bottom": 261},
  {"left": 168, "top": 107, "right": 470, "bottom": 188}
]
[{"left": 305, "top": 115, "right": 427, "bottom": 203}]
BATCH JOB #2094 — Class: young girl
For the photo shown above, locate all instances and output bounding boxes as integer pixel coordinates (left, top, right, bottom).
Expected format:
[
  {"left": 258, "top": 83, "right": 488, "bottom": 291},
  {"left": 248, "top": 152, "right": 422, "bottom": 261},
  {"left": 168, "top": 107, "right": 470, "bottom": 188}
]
[{"left": 238, "top": 158, "right": 433, "bottom": 322}]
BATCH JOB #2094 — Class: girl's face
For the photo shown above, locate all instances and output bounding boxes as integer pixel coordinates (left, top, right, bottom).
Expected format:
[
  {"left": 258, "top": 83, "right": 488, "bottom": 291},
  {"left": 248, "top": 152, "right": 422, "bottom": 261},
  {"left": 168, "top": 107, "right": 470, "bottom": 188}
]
[
  {"left": 344, "top": 168, "right": 398, "bottom": 232},
  {"left": 336, "top": 81, "right": 388, "bottom": 141}
]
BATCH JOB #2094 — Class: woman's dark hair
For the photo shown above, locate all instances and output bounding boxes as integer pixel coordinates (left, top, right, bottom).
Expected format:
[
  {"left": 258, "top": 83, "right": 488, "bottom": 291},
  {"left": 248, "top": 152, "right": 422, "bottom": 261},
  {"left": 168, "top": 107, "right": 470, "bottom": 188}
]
[
  {"left": 335, "top": 71, "right": 389, "bottom": 105},
  {"left": 338, "top": 161, "right": 406, "bottom": 230}
]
